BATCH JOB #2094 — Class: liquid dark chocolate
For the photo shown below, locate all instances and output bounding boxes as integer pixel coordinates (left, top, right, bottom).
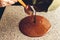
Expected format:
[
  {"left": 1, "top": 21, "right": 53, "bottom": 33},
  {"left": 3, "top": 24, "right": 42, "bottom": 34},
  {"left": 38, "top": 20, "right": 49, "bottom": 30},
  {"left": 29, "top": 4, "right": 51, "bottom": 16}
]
[{"left": 19, "top": 15, "right": 51, "bottom": 37}]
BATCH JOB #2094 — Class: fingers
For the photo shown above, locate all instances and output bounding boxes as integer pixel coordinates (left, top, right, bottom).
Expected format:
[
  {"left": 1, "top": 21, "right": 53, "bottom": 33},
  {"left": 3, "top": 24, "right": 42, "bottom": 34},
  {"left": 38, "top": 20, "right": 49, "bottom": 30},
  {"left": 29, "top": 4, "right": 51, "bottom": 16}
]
[
  {"left": 11, "top": 0, "right": 17, "bottom": 2},
  {"left": 0, "top": 0, "right": 17, "bottom": 7},
  {"left": 1, "top": 1, "right": 11, "bottom": 7}
]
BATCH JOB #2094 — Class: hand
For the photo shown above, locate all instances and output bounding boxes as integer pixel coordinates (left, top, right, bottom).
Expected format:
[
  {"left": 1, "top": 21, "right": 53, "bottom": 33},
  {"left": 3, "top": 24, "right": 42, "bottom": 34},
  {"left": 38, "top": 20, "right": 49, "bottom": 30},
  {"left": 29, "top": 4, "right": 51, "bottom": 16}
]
[
  {"left": 24, "top": 5, "right": 33, "bottom": 16},
  {"left": 0, "top": 0, "right": 17, "bottom": 7}
]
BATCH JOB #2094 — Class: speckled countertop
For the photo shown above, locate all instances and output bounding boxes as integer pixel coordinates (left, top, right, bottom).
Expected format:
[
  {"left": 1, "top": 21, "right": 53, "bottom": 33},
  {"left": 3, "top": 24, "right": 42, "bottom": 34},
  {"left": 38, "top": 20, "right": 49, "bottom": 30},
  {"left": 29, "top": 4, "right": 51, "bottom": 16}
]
[{"left": 0, "top": 6, "right": 60, "bottom": 40}]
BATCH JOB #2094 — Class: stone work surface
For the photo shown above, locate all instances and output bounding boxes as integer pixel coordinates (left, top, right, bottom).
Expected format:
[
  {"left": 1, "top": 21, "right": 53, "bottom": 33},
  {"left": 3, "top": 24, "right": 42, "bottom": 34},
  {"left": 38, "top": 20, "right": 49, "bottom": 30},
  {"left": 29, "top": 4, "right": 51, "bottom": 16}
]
[{"left": 0, "top": 6, "right": 60, "bottom": 40}]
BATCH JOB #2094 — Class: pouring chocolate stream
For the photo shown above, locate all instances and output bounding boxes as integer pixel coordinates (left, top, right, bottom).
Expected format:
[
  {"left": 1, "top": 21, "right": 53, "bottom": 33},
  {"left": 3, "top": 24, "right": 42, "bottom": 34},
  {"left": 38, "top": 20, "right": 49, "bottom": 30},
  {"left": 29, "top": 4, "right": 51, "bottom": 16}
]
[{"left": 18, "top": 0, "right": 36, "bottom": 23}]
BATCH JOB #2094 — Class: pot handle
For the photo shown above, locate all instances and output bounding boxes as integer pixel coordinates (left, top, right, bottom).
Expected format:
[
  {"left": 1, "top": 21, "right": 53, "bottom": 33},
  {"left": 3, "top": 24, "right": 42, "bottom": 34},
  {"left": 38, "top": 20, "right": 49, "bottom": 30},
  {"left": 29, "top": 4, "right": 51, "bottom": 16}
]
[{"left": 18, "top": 0, "right": 27, "bottom": 8}]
